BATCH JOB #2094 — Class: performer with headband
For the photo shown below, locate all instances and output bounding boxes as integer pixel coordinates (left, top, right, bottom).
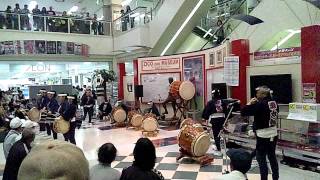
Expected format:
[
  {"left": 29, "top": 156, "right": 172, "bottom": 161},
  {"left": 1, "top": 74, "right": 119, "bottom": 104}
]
[
  {"left": 38, "top": 89, "right": 49, "bottom": 110},
  {"left": 241, "top": 86, "right": 279, "bottom": 180},
  {"left": 57, "top": 94, "right": 68, "bottom": 115},
  {"left": 81, "top": 89, "right": 95, "bottom": 124},
  {"left": 62, "top": 95, "right": 77, "bottom": 145},
  {"left": 45, "top": 91, "right": 59, "bottom": 139},
  {"left": 202, "top": 89, "right": 228, "bottom": 156},
  {"left": 162, "top": 77, "right": 177, "bottom": 118}
]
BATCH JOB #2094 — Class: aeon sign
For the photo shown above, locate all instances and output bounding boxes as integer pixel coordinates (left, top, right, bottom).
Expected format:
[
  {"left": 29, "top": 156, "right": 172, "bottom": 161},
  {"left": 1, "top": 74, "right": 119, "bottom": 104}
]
[{"left": 25, "top": 64, "right": 51, "bottom": 73}]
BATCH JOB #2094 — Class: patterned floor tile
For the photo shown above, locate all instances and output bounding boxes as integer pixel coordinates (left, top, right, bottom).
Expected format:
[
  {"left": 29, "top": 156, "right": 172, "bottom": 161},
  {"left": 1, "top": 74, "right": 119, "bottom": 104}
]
[
  {"left": 172, "top": 171, "right": 198, "bottom": 180},
  {"left": 160, "top": 157, "right": 179, "bottom": 164},
  {"left": 114, "top": 162, "right": 132, "bottom": 168},
  {"left": 176, "top": 164, "right": 201, "bottom": 172},
  {"left": 196, "top": 172, "right": 221, "bottom": 180},
  {"left": 165, "top": 152, "right": 180, "bottom": 157},
  {"left": 156, "top": 163, "right": 179, "bottom": 170},
  {"left": 199, "top": 165, "right": 222, "bottom": 172},
  {"left": 159, "top": 170, "right": 176, "bottom": 179}
]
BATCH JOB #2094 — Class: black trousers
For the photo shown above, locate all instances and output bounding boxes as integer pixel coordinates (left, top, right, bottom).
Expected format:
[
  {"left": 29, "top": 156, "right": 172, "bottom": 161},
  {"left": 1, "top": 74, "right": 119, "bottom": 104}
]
[
  {"left": 210, "top": 117, "right": 225, "bottom": 151},
  {"left": 83, "top": 107, "right": 94, "bottom": 123},
  {"left": 63, "top": 122, "right": 76, "bottom": 145},
  {"left": 256, "top": 136, "right": 279, "bottom": 180},
  {"left": 46, "top": 122, "right": 57, "bottom": 139}
]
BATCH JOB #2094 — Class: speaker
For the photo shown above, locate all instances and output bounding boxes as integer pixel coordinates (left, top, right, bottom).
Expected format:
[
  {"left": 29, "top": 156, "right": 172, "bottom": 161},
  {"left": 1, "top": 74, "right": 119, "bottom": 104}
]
[{"left": 135, "top": 85, "right": 143, "bottom": 97}]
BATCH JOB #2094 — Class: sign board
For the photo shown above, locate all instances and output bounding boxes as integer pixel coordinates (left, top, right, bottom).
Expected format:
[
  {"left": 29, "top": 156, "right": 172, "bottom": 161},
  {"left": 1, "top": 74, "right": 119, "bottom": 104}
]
[
  {"left": 141, "top": 58, "right": 180, "bottom": 71},
  {"left": 287, "top": 103, "right": 320, "bottom": 122},
  {"left": 302, "top": 83, "right": 316, "bottom": 103},
  {"left": 223, "top": 56, "right": 239, "bottom": 86},
  {"left": 254, "top": 47, "right": 301, "bottom": 60}
]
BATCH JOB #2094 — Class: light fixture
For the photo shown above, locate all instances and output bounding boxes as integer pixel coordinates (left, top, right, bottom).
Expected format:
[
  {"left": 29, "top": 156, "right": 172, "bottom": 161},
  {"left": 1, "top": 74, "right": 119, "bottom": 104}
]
[
  {"left": 161, "top": 0, "right": 206, "bottom": 56},
  {"left": 203, "top": 28, "right": 213, "bottom": 38},
  {"left": 270, "top": 29, "right": 301, "bottom": 51},
  {"left": 68, "top": 6, "right": 79, "bottom": 15},
  {"left": 28, "top": 1, "right": 37, "bottom": 11}
]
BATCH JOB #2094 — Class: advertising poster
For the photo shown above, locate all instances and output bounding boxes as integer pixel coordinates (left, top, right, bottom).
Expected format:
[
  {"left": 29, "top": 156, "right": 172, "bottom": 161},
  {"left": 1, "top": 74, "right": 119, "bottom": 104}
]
[
  {"left": 4, "top": 41, "right": 15, "bottom": 55},
  {"left": 35, "top": 40, "right": 46, "bottom": 54},
  {"left": 302, "top": 83, "right": 316, "bottom": 103},
  {"left": 66, "top": 42, "right": 74, "bottom": 54},
  {"left": 14, "top": 41, "right": 22, "bottom": 54},
  {"left": 24, "top": 40, "right": 34, "bottom": 54},
  {"left": 183, "top": 55, "right": 204, "bottom": 110},
  {"left": 209, "top": 52, "right": 215, "bottom": 67},
  {"left": 57, "top": 41, "right": 67, "bottom": 54},
  {"left": 224, "top": 56, "right": 239, "bottom": 86},
  {"left": 74, "top": 43, "right": 82, "bottom": 55},
  {"left": 216, "top": 50, "right": 223, "bottom": 65},
  {"left": 47, "top": 41, "right": 57, "bottom": 54}
]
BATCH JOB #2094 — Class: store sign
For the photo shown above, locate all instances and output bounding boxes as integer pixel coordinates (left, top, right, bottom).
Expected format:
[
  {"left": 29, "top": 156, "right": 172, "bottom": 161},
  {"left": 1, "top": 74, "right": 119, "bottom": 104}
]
[
  {"left": 25, "top": 64, "right": 51, "bottom": 73},
  {"left": 287, "top": 103, "right": 320, "bottom": 122},
  {"left": 141, "top": 58, "right": 180, "bottom": 71},
  {"left": 254, "top": 47, "right": 301, "bottom": 60},
  {"left": 10, "top": 64, "right": 65, "bottom": 73},
  {"left": 302, "top": 83, "right": 316, "bottom": 103}
]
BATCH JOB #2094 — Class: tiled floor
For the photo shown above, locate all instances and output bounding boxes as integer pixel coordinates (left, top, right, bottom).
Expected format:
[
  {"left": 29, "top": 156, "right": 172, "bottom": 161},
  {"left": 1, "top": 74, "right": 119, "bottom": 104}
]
[{"left": 0, "top": 120, "right": 319, "bottom": 180}]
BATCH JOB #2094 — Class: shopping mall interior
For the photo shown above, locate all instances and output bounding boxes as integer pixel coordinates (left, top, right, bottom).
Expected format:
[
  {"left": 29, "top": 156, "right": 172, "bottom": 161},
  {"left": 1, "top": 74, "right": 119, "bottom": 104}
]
[{"left": 0, "top": 0, "right": 319, "bottom": 179}]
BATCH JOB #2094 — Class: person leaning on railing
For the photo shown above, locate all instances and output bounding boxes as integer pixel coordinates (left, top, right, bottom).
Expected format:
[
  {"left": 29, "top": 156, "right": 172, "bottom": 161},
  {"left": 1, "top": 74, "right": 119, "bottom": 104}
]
[
  {"left": 20, "top": 4, "right": 30, "bottom": 30},
  {"left": 4, "top": 6, "right": 13, "bottom": 29},
  {"left": 32, "top": 5, "right": 41, "bottom": 31}
]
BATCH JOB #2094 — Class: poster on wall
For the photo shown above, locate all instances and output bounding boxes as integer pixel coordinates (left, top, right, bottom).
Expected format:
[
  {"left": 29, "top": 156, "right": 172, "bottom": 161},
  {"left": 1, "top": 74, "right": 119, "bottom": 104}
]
[
  {"left": 14, "top": 41, "right": 22, "bottom": 54},
  {"left": 183, "top": 55, "right": 204, "bottom": 109},
  {"left": 209, "top": 52, "right": 215, "bottom": 67},
  {"left": 57, "top": 41, "right": 67, "bottom": 54},
  {"left": 24, "top": 40, "right": 34, "bottom": 54},
  {"left": 47, "top": 41, "right": 57, "bottom": 54},
  {"left": 35, "top": 40, "right": 46, "bottom": 54},
  {"left": 74, "top": 43, "right": 82, "bottom": 55},
  {"left": 302, "top": 83, "right": 316, "bottom": 103},
  {"left": 4, "top": 41, "right": 15, "bottom": 55},
  {"left": 216, "top": 50, "right": 223, "bottom": 65},
  {"left": 66, "top": 42, "right": 74, "bottom": 54},
  {"left": 0, "top": 42, "right": 4, "bottom": 55},
  {"left": 223, "top": 56, "right": 239, "bottom": 86}
]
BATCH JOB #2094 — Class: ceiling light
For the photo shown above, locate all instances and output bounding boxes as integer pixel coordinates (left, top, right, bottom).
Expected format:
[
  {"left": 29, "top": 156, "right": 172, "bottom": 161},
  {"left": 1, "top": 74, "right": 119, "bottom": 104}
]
[
  {"left": 68, "top": 6, "right": 79, "bottom": 14},
  {"left": 161, "top": 0, "right": 205, "bottom": 56},
  {"left": 203, "top": 28, "right": 212, "bottom": 38}
]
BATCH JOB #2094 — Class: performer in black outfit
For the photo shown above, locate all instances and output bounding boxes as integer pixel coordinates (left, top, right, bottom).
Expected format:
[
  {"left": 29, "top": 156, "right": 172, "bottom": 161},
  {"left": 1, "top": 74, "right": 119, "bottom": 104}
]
[
  {"left": 202, "top": 89, "right": 228, "bottom": 156},
  {"left": 162, "top": 77, "right": 177, "bottom": 118},
  {"left": 241, "top": 86, "right": 279, "bottom": 180},
  {"left": 98, "top": 99, "right": 112, "bottom": 120},
  {"left": 62, "top": 95, "right": 77, "bottom": 145},
  {"left": 81, "top": 89, "right": 95, "bottom": 123},
  {"left": 45, "top": 91, "right": 59, "bottom": 139},
  {"left": 58, "top": 94, "right": 68, "bottom": 115},
  {"left": 38, "top": 89, "right": 49, "bottom": 110}
]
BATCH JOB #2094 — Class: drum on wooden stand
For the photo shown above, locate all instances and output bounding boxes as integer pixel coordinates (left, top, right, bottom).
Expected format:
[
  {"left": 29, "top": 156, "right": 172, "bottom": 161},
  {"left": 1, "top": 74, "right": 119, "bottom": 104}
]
[
  {"left": 180, "top": 118, "right": 203, "bottom": 131},
  {"left": 28, "top": 107, "right": 41, "bottom": 122},
  {"left": 112, "top": 106, "right": 126, "bottom": 123},
  {"left": 169, "top": 81, "right": 182, "bottom": 99},
  {"left": 178, "top": 121, "right": 210, "bottom": 157},
  {"left": 53, "top": 116, "right": 70, "bottom": 134},
  {"left": 128, "top": 110, "right": 143, "bottom": 128},
  {"left": 169, "top": 81, "right": 195, "bottom": 100},
  {"left": 142, "top": 113, "right": 158, "bottom": 132}
]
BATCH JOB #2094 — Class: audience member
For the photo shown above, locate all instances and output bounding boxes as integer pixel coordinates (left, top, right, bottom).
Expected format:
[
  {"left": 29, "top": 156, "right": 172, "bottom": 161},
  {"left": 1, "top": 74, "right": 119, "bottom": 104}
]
[
  {"left": 3, "top": 117, "right": 24, "bottom": 158},
  {"left": 120, "top": 138, "right": 164, "bottom": 180},
  {"left": 13, "top": 3, "right": 20, "bottom": 30},
  {"left": 92, "top": 14, "right": 98, "bottom": 35},
  {"left": 214, "top": 149, "right": 252, "bottom": 180},
  {"left": 5, "top": 6, "right": 13, "bottom": 29},
  {"left": 18, "top": 140, "right": 89, "bottom": 180},
  {"left": 3, "top": 128, "right": 36, "bottom": 180},
  {"left": 216, "top": 19, "right": 225, "bottom": 45},
  {"left": 40, "top": 7, "right": 47, "bottom": 31},
  {"left": 126, "top": 6, "right": 134, "bottom": 29},
  {"left": 32, "top": 4, "right": 41, "bottom": 30},
  {"left": 90, "top": 143, "right": 121, "bottom": 180},
  {"left": 47, "top": 6, "right": 56, "bottom": 31},
  {"left": 20, "top": 4, "right": 30, "bottom": 30}
]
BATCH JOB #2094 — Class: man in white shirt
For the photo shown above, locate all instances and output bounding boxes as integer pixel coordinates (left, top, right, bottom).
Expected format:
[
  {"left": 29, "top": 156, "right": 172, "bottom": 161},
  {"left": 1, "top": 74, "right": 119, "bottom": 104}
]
[
  {"left": 214, "top": 149, "right": 252, "bottom": 180},
  {"left": 3, "top": 117, "right": 24, "bottom": 158}
]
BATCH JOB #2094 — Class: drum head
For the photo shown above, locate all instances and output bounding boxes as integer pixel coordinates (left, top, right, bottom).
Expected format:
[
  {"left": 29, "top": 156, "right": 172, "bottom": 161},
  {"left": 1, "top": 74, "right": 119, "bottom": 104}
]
[
  {"left": 28, "top": 108, "right": 41, "bottom": 122},
  {"left": 192, "top": 133, "right": 210, "bottom": 157},
  {"left": 180, "top": 118, "right": 194, "bottom": 129},
  {"left": 113, "top": 109, "right": 126, "bottom": 122},
  {"left": 131, "top": 114, "right": 143, "bottom": 127},
  {"left": 179, "top": 81, "right": 195, "bottom": 100},
  {"left": 53, "top": 117, "right": 70, "bottom": 134},
  {"left": 143, "top": 117, "right": 158, "bottom": 132}
]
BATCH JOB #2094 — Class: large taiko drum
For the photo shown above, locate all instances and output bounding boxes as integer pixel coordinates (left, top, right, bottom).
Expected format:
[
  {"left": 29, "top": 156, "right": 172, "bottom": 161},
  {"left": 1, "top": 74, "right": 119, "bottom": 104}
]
[
  {"left": 128, "top": 110, "right": 143, "bottom": 127},
  {"left": 28, "top": 107, "right": 41, "bottom": 122},
  {"left": 169, "top": 81, "right": 195, "bottom": 100},
  {"left": 180, "top": 118, "right": 204, "bottom": 131},
  {"left": 142, "top": 113, "right": 158, "bottom": 132},
  {"left": 112, "top": 106, "right": 126, "bottom": 123},
  {"left": 53, "top": 116, "right": 70, "bottom": 134},
  {"left": 178, "top": 122, "right": 210, "bottom": 157}
]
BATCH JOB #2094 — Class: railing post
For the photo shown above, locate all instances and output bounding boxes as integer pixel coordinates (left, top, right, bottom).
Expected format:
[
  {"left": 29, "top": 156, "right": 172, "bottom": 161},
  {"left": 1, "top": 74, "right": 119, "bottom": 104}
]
[
  {"left": 18, "top": 14, "right": 21, "bottom": 30},
  {"left": 89, "top": 20, "right": 92, "bottom": 35},
  {"left": 68, "top": 18, "right": 71, "bottom": 33},
  {"left": 44, "top": 17, "right": 47, "bottom": 32}
]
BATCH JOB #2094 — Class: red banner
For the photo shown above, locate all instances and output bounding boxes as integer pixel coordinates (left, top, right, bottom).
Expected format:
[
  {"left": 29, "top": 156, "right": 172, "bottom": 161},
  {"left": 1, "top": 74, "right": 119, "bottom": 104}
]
[
  {"left": 254, "top": 47, "right": 301, "bottom": 60},
  {"left": 141, "top": 58, "right": 180, "bottom": 71}
]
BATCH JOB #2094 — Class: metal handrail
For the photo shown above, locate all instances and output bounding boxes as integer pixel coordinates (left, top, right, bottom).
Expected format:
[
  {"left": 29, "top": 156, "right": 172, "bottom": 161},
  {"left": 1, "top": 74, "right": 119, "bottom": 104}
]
[{"left": 112, "top": 7, "right": 148, "bottom": 22}]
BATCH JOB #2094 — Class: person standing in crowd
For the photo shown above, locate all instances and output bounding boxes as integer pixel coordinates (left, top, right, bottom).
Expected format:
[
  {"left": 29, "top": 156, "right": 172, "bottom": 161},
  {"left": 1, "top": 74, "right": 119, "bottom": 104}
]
[
  {"left": 84, "top": 12, "right": 91, "bottom": 34},
  {"left": 5, "top": 6, "right": 13, "bottom": 29},
  {"left": 40, "top": 7, "right": 47, "bottom": 31},
  {"left": 32, "top": 5, "right": 41, "bottom": 31},
  {"left": 3, "top": 118, "right": 24, "bottom": 159},
  {"left": 45, "top": 91, "right": 59, "bottom": 139},
  {"left": 92, "top": 14, "right": 98, "bottom": 35},
  {"left": 98, "top": 99, "right": 112, "bottom": 121},
  {"left": 3, "top": 128, "right": 35, "bottom": 180},
  {"left": 90, "top": 143, "right": 121, "bottom": 180},
  {"left": 202, "top": 89, "right": 228, "bottom": 156},
  {"left": 120, "top": 138, "right": 164, "bottom": 180},
  {"left": 47, "top": 6, "right": 56, "bottom": 32},
  {"left": 126, "top": 6, "right": 134, "bottom": 29},
  {"left": 241, "top": 86, "right": 279, "bottom": 180},
  {"left": 20, "top": 4, "right": 30, "bottom": 30},
  {"left": 81, "top": 89, "right": 95, "bottom": 124},
  {"left": 58, "top": 94, "right": 68, "bottom": 115},
  {"left": 17, "top": 90, "right": 24, "bottom": 100},
  {"left": 60, "top": 11, "right": 68, "bottom": 33},
  {"left": 13, "top": 3, "right": 20, "bottom": 30},
  {"left": 214, "top": 149, "right": 252, "bottom": 180},
  {"left": 62, "top": 95, "right": 78, "bottom": 144},
  {"left": 38, "top": 89, "right": 48, "bottom": 110},
  {"left": 216, "top": 19, "right": 225, "bottom": 45},
  {"left": 121, "top": 9, "right": 127, "bottom": 31}
]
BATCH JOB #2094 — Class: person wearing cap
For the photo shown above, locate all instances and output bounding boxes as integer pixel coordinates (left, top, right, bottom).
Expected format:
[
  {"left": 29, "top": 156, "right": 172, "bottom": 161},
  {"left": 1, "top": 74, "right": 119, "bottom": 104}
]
[
  {"left": 62, "top": 95, "right": 78, "bottom": 144},
  {"left": 3, "top": 117, "right": 24, "bottom": 159},
  {"left": 81, "top": 89, "right": 95, "bottom": 124},
  {"left": 202, "top": 88, "right": 228, "bottom": 156},
  {"left": 241, "top": 85, "right": 279, "bottom": 180},
  {"left": 214, "top": 149, "right": 252, "bottom": 180},
  {"left": 3, "top": 128, "right": 35, "bottom": 180},
  {"left": 45, "top": 91, "right": 59, "bottom": 139}
]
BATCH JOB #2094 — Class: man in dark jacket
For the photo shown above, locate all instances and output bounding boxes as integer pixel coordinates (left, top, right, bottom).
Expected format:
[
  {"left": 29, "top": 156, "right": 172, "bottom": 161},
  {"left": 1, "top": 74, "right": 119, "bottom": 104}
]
[
  {"left": 81, "top": 89, "right": 95, "bottom": 123},
  {"left": 45, "top": 91, "right": 59, "bottom": 139},
  {"left": 202, "top": 89, "right": 228, "bottom": 156},
  {"left": 3, "top": 128, "right": 35, "bottom": 180},
  {"left": 241, "top": 86, "right": 279, "bottom": 180},
  {"left": 62, "top": 96, "right": 78, "bottom": 144},
  {"left": 98, "top": 99, "right": 112, "bottom": 120}
]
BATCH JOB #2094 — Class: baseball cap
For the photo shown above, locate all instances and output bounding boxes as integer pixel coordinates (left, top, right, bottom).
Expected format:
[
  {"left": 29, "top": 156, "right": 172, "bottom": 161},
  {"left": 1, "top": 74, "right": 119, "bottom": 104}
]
[
  {"left": 10, "top": 117, "right": 23, "bottom": 129},
  {"left": 226, "top": 148, "right": 252, "bottom": 174},
  {"left": 22, "top": 120, "right": 38, "bottom": 128}
]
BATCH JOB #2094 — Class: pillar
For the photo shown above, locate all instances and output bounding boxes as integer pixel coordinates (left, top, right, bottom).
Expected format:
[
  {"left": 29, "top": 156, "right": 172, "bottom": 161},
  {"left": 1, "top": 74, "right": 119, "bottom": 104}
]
[
  {"left": 301, "top": 25, "right": 320, "bottom": 102},
  {"left": 133, "top": 59, "right": 139, "bottom": 85},
  {"left": 117, "top": 63, "right": 126, "bottom": 100},
  {"left": 231, "top": 39, "right": 250, "bottom": 105},
  {"left": 103, "top": 0, "right": 123, "bottom": 35}
]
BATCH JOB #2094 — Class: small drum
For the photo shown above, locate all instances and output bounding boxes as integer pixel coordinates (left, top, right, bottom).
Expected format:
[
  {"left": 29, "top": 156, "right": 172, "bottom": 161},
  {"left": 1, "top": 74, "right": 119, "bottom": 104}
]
[
  {"left": 169, "top": 81, "right": 195, "bottom": 100},
  {"left": 142, "top": 113, "right": 158, "bottom": 132},
  {"left": 28, "top": 107, "right": 41, "bottom": 122},
  {"left": 53, "top": 116, "right": 70, "bottom": 134},
  {"left": 178, "top": 123, "right": 210, "bottom": 157},
  {"left": 112, "top": 106, "right": 126, "bottom": 123},
  {"left": 128, "top": 111, "right": 143, "bottom": 127}
]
